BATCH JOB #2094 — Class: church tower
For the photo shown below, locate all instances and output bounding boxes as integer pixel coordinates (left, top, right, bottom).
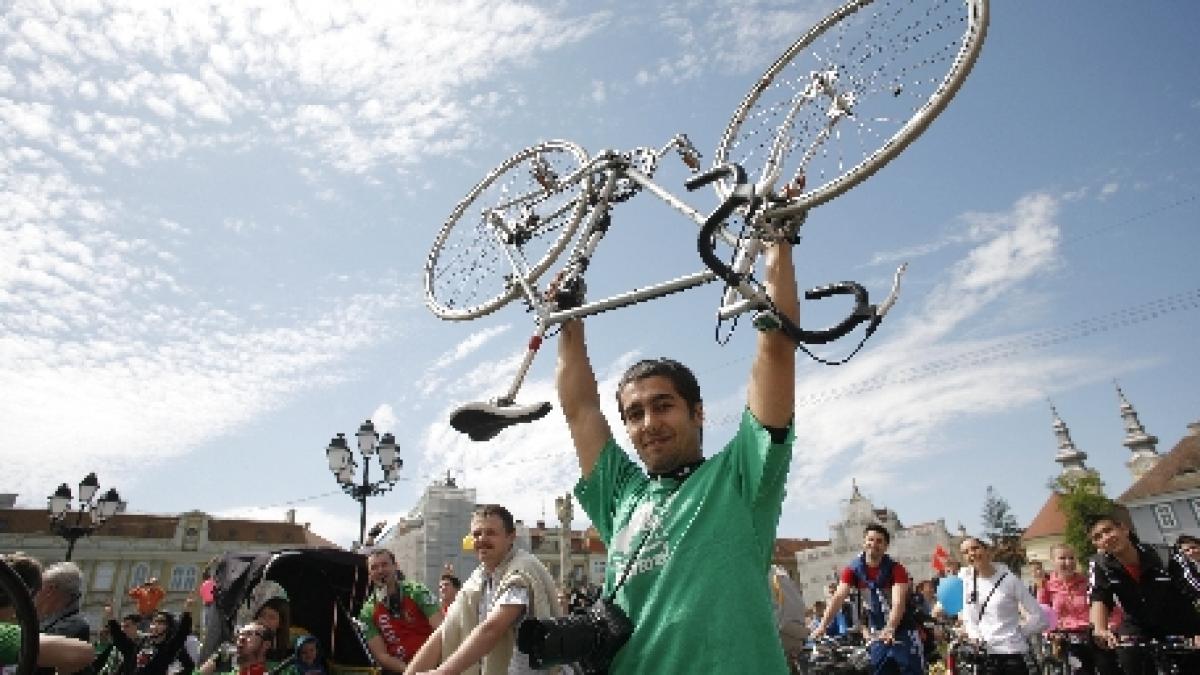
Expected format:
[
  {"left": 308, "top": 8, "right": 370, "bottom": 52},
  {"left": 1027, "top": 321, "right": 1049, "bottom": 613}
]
[
  {"left": 1117, "top": 383, "right": 1160, "bottom": 481},
  {"left": 1050, "top": 402, "right": 1091, "bottom": 480}
]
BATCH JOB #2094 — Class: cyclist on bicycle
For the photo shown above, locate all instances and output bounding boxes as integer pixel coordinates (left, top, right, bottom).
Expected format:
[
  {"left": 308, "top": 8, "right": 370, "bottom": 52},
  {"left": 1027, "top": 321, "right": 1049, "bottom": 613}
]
[
  {"left": 1040, "top": 543, "right": 1111, "bottom": 674},
  {"left": 1086, "top": 514, "right": 1200, "bottom": 674},
  {"left": 812, "top": 524, "right": 924, "bottom": 674},
  {"left": 958, "top": 537, "right": 1046, "bottom": 675},
  {"left": 1168, "top": 533, "right": 1200, "bottom": 606}
]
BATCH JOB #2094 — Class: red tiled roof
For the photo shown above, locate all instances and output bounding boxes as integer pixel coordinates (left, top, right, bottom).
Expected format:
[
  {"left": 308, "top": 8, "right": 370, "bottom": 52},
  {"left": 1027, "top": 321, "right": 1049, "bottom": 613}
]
[
  {"left": 1119, "top": 432, "right": 1200, "bottom": 503},
  {"left": 1022, "top": 492, "right": 1067, "bottom": 540},
  {"left": 0, "top": 508, "right": 340, "bottom": 548},
  {"left": 773, "top": 537, "right": 829, "bottom": 559}
]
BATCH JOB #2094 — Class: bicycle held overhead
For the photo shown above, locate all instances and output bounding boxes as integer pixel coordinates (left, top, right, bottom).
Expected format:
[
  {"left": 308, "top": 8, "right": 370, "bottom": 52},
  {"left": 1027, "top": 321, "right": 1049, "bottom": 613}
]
[{"left": 423, "top": 0, "right": 991, "bottom": 441}]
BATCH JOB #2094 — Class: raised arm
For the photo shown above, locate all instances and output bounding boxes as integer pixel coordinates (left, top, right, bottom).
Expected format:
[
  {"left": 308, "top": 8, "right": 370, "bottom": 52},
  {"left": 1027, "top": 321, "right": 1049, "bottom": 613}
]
[
  {"left": 748, "top": 241, "right": 798, "bottom": 428},
  {"left": 556, "top": 319, "right": 613, "bottom": 478}
]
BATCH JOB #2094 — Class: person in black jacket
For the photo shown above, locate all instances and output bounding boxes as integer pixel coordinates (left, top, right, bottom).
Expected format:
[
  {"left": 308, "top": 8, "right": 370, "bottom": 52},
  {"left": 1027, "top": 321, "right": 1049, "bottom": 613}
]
[
  {"left": 105, "top": 598, "right": 194, "bottom": 675},
  {"left": 1086, "top": 515, "right": 1200, "bottom": 674},
  {"left": 1168, "top": 533, "right": 1200, "bottom": 605}
]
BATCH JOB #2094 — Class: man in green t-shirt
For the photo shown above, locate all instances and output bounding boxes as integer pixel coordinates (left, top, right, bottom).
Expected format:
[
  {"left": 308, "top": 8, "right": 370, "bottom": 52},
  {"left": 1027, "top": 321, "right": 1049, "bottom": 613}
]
[
  {"left": 555, "top": 240, "right": 799, "bottom": 674},
  {"left": 358, "top": 549, "right": 441, "bottom": 674}
]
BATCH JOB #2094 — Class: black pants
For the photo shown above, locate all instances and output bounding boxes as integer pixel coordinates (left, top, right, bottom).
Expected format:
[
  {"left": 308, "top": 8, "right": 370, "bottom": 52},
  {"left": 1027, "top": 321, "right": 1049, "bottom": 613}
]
[
  {"left": 1094, "top": 644, "right": 1200, "bottom": 675},
  {"left": 1060, "top": 640, "right": 1099, "bottom": 674},
  {"left": 980, "top": 653, "right": 1030, "bottom": 675}
]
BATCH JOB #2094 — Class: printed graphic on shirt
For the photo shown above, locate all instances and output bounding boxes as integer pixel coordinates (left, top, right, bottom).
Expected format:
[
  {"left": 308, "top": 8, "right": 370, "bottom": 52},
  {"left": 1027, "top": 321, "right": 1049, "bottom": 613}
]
[{"left": 607, "top": 497, "right": 673, "bottom": 584}]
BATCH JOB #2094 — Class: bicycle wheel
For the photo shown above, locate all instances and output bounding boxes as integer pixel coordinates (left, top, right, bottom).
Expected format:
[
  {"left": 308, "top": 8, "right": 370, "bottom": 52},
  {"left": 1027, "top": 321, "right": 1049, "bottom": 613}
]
[
  {"left": 425, "top": 140, "right": 592, "bottom": 320},
  {"left": 0, "top": 558, "right": 39, "bottom": 675},
  {"left": 714, "top": 0, "right": 989, "bottom": 211}
]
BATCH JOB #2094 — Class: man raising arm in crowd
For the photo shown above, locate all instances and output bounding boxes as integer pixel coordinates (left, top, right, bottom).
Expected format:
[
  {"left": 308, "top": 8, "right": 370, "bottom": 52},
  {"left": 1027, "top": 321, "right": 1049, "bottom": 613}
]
[{"left": 555, "top": 238, "right": 799, "bottom": 673}]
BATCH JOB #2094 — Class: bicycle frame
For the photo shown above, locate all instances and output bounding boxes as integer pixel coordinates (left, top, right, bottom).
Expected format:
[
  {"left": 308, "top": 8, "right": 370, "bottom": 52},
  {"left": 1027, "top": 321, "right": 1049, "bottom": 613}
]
[
  {"left": 481, "top": 137, "right": 903, "bottom": 409},
  {"left": 483, "top": 141, "right": 781, "bottom": 404}
]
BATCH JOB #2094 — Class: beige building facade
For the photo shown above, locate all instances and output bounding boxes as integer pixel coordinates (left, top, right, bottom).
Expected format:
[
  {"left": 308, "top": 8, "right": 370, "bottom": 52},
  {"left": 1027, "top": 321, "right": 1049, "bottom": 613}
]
[{"left": 0, "top": 506, "right": 337, "bottom": 630}]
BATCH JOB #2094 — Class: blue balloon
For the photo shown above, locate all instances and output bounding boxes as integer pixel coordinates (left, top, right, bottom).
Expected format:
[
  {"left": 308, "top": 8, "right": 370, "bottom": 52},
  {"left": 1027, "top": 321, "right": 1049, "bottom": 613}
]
[{"left": 936, "top": 576, "right": 964, "bottom": 617}]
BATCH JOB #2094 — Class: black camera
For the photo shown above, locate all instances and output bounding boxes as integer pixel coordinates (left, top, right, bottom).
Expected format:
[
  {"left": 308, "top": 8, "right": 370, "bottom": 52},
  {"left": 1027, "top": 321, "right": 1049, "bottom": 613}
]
[{"left": 517, "top": 598, "right": 633, "bottom": 674}]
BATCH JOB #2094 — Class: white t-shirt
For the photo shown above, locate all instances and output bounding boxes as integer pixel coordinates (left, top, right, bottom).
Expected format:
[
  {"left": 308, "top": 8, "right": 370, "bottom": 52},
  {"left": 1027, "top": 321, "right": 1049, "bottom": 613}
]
[
  {"left": 480, "top": 575, "right": 548, "bottom": 675},
  {"left": 959, "top": 563, "right": 1047, "bottom": 654}
]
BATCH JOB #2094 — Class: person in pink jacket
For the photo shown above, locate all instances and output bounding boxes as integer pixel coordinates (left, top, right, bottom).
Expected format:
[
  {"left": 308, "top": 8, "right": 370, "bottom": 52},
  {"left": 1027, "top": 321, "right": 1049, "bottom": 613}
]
[{"left": 1038, "top": 544, "right": 1117, "bottom": 675}]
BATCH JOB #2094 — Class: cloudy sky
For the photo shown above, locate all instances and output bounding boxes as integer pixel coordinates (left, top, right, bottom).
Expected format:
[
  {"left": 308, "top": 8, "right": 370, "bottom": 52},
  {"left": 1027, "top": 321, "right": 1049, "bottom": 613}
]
[{"left": 3, "top": 1, "right": 1198, "bottom": 554}]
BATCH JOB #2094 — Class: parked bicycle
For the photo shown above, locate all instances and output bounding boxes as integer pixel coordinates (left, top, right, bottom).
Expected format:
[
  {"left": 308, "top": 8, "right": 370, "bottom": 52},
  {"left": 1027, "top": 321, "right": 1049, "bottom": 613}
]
[
  {"left": 424, "top": 0, "right": 991, "bottom": 441},
  {"left": 1112, "top": 635, "right": 1200, "bottom": 675},
  {"left": 796, "top": 635, "right": 871, "bottom": 674}
]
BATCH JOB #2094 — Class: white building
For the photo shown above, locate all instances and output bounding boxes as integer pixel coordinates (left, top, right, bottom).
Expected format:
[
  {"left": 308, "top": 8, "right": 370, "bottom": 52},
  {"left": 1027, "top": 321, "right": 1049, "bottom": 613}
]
[
  {"left": 793, "top": 482, "right": 961, "bottom": 599},
  {"left": 382, "top": 476, "right": 480, "bottom": 586},
  {"left": 0, "top": 504, "right": 337, "bottom": 630}
]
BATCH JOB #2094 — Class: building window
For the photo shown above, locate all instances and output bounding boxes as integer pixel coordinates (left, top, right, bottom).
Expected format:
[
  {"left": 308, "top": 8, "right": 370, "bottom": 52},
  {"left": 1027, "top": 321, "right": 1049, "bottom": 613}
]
[
  {"left": 1190, "top": 498, "right": 1200, "bottom": 525},
  {"left": 130, "top": 563, "right": 150, "bottom": 588},
  {"left": 1154, "top": 503, "right": 1179, "bottom": 530},
  {"left": 169, "top": 565, "right": 197, "bottom": 591},
  {"left": 92, "top": 562, "right": 116, "bottom": 591}
]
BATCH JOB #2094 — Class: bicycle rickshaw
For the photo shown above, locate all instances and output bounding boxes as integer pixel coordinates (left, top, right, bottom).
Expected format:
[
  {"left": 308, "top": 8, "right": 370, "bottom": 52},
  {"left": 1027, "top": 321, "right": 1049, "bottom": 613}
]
[{"left": 201, "top": 549, "right": 375, "bottom": 674}]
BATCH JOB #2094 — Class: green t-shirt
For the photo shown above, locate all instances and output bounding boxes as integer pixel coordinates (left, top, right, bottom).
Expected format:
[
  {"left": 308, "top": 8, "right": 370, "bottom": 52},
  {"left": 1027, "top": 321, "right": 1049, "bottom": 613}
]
[
  {"left": 0, "top": 622, "right": 20, "bottom": 668},
  {"left": 575, "top": 408, "right": 793, "bottom": 674}
]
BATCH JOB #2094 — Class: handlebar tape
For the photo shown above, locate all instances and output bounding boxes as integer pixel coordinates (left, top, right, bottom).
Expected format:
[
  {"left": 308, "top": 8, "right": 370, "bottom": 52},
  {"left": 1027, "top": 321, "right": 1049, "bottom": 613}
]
[{"left": 691, "top": 164, "right": 873, "bottom": 346}]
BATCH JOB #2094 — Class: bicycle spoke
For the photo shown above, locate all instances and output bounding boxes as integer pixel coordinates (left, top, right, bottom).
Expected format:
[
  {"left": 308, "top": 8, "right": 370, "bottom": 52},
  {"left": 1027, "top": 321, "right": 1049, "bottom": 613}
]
[
  {"left": 425, "top": 141, "right": 591, "bottom": 320},
  {"left": 717, "top": 0, "right": 987, "bottom": 209}
]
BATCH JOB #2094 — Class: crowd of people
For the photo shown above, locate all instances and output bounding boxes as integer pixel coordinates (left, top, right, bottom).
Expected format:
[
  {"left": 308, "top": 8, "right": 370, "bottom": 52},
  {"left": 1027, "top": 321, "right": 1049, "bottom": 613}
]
[
  {"left": 4, "top": 236, "right": 1200, "bottom": 675},
  {"left": 796, "top": 517, "right": 1200, "bottom": 674}
]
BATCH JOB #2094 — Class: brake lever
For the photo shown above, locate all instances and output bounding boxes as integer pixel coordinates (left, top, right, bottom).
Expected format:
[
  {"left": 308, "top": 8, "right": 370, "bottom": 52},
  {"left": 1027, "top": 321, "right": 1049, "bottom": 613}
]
[{"left": 864, "top": 262, "right": 907, "bottom": 337}]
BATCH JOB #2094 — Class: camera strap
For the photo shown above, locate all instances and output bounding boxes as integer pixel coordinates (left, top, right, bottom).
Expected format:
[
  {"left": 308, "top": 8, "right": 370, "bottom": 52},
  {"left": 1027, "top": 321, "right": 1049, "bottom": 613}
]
[{"left": 605, "top": 485, "right": 681, "bottom": 601}]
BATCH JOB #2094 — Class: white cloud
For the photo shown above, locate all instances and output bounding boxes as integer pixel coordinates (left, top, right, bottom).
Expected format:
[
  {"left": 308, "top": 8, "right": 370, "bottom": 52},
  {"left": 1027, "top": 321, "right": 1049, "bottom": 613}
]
[
  {"left": 372, "top": 404, "right": 399, "bottom": 435},
  {"left": 0, "top": 165, "right": 415, "bottom": 508},
  {"left": 1098, "top": 182, "right": 1119, "bottom": 201},
  {"left": 0, "top": 0, "right": 607, "bottom": 174}
]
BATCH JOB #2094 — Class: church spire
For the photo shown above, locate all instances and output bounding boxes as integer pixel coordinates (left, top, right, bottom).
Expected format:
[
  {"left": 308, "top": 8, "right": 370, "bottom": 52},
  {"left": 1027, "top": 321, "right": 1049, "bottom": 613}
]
[
  {"left": 850, "top": 478, "right": 864, "bottom": 501},
  {"left": 1050, "top": 401, "right": 1089, "bottom": 477},
  {"left": 1117, "top": 382, "right": 1159, "bottom": 481}
]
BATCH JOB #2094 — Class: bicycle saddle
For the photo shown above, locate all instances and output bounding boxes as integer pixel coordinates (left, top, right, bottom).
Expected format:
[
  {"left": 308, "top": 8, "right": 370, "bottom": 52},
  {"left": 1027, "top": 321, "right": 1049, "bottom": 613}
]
[{"left": 449, "top": 400, "right": 554, "bottom": 442}]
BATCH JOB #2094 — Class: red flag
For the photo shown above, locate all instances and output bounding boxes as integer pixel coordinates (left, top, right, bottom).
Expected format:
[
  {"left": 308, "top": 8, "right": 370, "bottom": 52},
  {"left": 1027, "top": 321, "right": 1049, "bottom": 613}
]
[{"left": 931, "top": 544, "right": 949, "bottom": 573}]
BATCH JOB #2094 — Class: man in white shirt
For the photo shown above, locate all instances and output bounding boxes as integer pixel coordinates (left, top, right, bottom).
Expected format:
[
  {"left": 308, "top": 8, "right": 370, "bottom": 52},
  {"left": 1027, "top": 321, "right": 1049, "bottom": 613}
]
[
  {"left": 958, "top": 537, "right": 1046, "bottom": 675},
  {"left": 407, "top": 505, "right": 561, "bottom": 675}
]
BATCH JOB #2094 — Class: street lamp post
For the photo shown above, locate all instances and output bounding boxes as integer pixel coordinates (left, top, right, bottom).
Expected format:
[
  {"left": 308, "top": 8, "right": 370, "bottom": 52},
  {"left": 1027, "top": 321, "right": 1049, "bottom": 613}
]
[
  {"left": 555, "top": 492, "right": 574, "bottom": 589},
  {"left": 326, "top": 419, "right": 402, "bottom": 548},
  {"left": 47, "top": 473, "right": 122, "bottom": 561}
]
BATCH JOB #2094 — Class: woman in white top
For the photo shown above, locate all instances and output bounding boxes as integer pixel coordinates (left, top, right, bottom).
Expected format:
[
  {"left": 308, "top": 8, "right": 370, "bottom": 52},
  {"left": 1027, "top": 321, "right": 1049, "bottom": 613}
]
[{"left": 958, "top": 536, "right": 1047, "bottom": 675}]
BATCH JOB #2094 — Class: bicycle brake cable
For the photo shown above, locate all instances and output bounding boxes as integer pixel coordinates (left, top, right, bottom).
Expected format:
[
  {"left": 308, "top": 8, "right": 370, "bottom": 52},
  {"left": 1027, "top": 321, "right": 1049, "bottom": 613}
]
[{"left": 713, "top": 215, "right": 754, "bottom": 345}]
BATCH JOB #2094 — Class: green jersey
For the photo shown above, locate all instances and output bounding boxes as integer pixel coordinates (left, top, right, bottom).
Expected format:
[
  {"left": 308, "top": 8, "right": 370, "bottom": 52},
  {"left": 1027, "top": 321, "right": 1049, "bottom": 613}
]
[
  {"left": 575, "top": 408, "right": 793, "bottom": 674},
  {"left": 0, "top": 622, "right": 20, "bottom": 668}
]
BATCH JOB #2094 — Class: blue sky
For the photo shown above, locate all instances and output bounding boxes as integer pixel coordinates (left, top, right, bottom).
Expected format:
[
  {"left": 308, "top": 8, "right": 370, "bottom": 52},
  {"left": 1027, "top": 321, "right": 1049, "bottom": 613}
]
[{"left": 3, "top": 1, "right": 1198, "bottom": 552}]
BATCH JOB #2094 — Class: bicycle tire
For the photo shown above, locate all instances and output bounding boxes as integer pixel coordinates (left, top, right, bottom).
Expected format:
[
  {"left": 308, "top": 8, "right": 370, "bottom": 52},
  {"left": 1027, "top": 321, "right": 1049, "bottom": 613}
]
[
  {"left": 714, "top": 0, "right": 989, "bottom": 211},
  {"left": 425, "top": 140, "right": 591, "bottom": 321},
  {"left": 0, "top": 558, "right": 39, "bottom": 675}
]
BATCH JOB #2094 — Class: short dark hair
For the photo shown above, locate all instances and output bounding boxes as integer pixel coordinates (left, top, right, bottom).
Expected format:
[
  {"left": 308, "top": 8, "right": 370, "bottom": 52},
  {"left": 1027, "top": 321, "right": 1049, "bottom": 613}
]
[
  {"left": 122, "top": 613, "right": 142, "bottom": 624},
  {"left": 151, "top": 610, "right": 176, "bottom": 633},
  {"left": 439, "top": 574, "right": 462, "bottom": 589},
  {"left": 366, "top": 548, "right": 396, "bottom": 563},
  {"left": 1083, "top": 512, "right": 1124, "bottom": 536},
  {"left": 864, "top": 523, "right": 891, "bottom": 545},
  {"left": 615, "top": 358, "right": 702, "bottom": 419},
  {"left": 1177, "top": 534, "right": 1200, "bottom": 547},
  {"left": 474, "top": 504, "right": 516, "bottom": 534},
  {"left": 0, "top": 553, "right": 43, "bottom": 609}
]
